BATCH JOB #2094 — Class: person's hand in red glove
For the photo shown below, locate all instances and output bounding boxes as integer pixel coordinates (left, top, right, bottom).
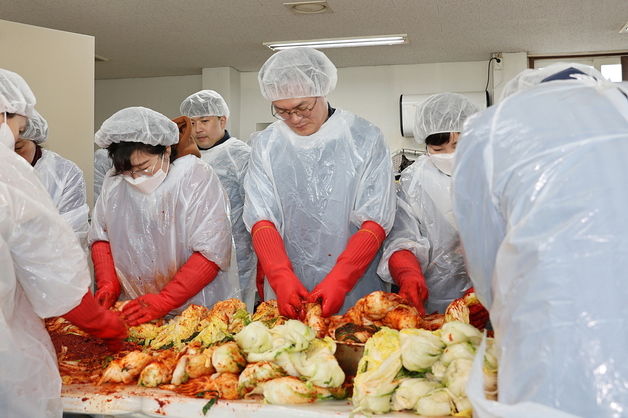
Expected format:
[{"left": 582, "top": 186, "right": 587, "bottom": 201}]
[
  {"left": 255, "top": 259, "right": 265, "bottom": 301},
  {"left": 464, "top": 287, "right": 490, "bottom": 330},
  {"left": 389, "top": 250, "right": 429, "bottom": 316},
  {"left": 91, "top": 241, "right": 121, "bottom": 309},
  {"left": 309, "top": 221, "right": 386, "bottom": 317},
  {"left": 251, "top": 221, "right": 308, "bottom": 319},
  {"left": 63, "top": 291, "right": 128, "bottom": 352},
  {"left": 122, "top": 252, "right": 219, "bottom": 326}
]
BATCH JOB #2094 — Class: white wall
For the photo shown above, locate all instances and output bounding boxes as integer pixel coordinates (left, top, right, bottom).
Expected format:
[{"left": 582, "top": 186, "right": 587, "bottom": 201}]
[
  {"left": 202, "top": 67, "right": 241, "bottom": 137},
  {"left": 0, "top": 19, "right": 95, "bottom": 203},
  {"left": 95, "top": 75, "right": 202, "bottom": 129},
  {"left": 239, "top": 71, "right": 273, "bottom": 140},
  {"left": 95, "top": 54, "right": 528, "bottom": 154},
  {"left": 492, "top": 52, "right": 529, "bottom": 103}
]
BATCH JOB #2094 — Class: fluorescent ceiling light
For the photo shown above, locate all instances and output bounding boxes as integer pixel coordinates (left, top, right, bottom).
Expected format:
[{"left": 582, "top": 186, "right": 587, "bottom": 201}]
[
  {"left": 620, "top": 21, "right": 628, "bottom": 34},
  {"left": 263, "top": 34, "right": 408, "bottom": 51}
]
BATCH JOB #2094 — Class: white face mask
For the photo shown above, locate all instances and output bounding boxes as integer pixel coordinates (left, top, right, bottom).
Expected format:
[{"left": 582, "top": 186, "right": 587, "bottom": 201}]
[
  {"left": 124, "top": 154, "right": 169, "bottom": 194},
  {"left": 0, "top": 114, "right": 15, "bottom": 149},
  {"left": 428, "top": 152, "right": 455, "bottom": 176}
]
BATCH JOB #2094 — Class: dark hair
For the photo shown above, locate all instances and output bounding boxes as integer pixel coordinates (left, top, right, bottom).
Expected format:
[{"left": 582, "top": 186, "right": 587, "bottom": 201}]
[
  {"left": 425, "top": 132, "right": 455, "bottom": 147},
  {"left": 5, "top": 113, "right": 17, "bottom": 119},
  {"left": 108, "top": 141, "right": 176, "bottom": 175}
]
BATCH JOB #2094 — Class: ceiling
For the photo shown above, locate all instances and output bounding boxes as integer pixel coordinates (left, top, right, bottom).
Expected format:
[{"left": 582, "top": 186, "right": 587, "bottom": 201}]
[{"left": 2, "top": 0, "right": 627, "bottom": 79}]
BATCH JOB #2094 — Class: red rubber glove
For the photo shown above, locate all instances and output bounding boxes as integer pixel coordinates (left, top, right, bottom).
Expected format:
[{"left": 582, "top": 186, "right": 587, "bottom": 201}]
[
  {"left": 251, "top": 221, "right": 308, "bottom": 319},
  {"left": 255, "top": 259, "right": 265, "bottom": 301},
  {"left": 464, "top": 287, "right": 490, "bottom": 330},
  {"left": 62, "top": 291, "right": 128, "bottom": 352},
  {"left": 309, "top": 221, "right": 386, "bottom": 317},
  {"left": 91, "top": 241, "right": 121, "bottom": 309},
  {"left": 389, "top": 250, "right": 429, "bottom": 316},
  {"left": 122, "top": 252, "right": 219, "bottom": 326}
]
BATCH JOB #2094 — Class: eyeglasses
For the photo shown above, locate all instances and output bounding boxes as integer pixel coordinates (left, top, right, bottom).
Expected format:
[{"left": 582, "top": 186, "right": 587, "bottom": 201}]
[
  {"left": 125, "top": 154, "right": 164, "bottom": 178},
  {"left": 271, "top": 97, "right": 318, "bottom": 120}
]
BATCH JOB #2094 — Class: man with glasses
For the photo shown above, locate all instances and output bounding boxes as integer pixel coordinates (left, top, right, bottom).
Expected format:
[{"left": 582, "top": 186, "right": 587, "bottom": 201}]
[{"left": 244, "top": 47, "right": 396, "bottom": 319}]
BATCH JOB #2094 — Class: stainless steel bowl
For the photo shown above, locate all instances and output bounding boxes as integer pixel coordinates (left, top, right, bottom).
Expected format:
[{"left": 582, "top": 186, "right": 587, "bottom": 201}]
[{"left": 334, "top": 341, "right": 365, "bottom": 377}]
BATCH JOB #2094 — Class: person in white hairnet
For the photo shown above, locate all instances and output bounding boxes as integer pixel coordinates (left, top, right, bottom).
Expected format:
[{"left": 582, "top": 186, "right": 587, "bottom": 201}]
[
  {"left": 94, "top": 147, "right": 112, "bottom": 202},
  {"left": 180, "top": 90, "right": 256, "bottom": 308},
  {"left": 498, "top": 61, "right": 606, "bottom": 101},
  {"left": 0, "top": 68, "right": 127, "bottom": 418},
  {"left": 453, "top": 63, "right": 628, "bottom": 417},
  {"left": 14, "top": 109, "right": 89, "bottom": 248},
  {"left": 377, "top": 93, "right": 488, "bottom": 320},
  {"left": 244, "top": 47, "right": 396, "bottom": 318},
  {"left": 89, "top": 106, "right": 238, "bottom": 326}
]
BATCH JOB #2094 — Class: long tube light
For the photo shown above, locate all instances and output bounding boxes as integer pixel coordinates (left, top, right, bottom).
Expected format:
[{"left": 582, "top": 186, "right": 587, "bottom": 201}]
[{"left": 263, "top": 34, "right": 408, "bottom": 51}]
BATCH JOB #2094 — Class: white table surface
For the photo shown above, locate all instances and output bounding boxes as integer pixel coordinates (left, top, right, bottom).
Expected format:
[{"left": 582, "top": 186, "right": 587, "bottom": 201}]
[{"left": 62, "top": 384, "right": 452, "bottom": 418}]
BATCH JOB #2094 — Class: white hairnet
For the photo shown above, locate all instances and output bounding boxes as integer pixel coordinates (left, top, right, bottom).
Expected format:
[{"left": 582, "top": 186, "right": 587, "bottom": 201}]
[
  {"left": 180, "top": 90, "right": 230, "bottom": 118},
  {"left": 21, "top": 109, "right": 48, "bottom": 144},
  {"left": 258, "top": 47, "right": 337, "bottom": 101},
  {"left": 413, "top": 93, "right": 479, "bottom": 145},
  {"left": 499, "top": 62, "right": 605, "bottom": 101},
  {"left": 0, "top": 68, "right": 36, "bottom": 117},
  {"left": 95, "top": 106, "right": 178, "bottom": 148}
]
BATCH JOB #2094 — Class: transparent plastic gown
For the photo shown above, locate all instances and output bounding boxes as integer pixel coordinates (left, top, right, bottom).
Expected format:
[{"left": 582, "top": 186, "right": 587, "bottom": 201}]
[
  {"left": 34, "top": 149, "right": 89, "bottom": 249},
  {"left": 454, "top": 79, "right": 628, "bottom": 417},
  {"left": 93, "top": 148, "right": 111, "bottom": 202},
  {"left": 243, "top": 109, "right": 396, "bottom": 314},
  {"left": 200, "top": 137, "right": 256, "bottom": 309},
  {"left": 0, "top": 145, "right": 89, "bottom": 418},
  {"left": 89, "top": 155, "right": 240, "bottom": 312},
  {"left": 378, "top": 156, "right": 471, "bottom": 313}
]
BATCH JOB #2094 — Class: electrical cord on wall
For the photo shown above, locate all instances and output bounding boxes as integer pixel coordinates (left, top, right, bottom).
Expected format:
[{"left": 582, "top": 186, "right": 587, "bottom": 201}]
[{"left": 485, "top": 56, "right": 502, "bottom": 106}]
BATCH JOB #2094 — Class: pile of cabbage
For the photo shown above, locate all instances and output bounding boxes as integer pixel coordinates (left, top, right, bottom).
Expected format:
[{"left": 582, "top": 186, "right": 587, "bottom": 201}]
[
  {"left": 126, "top": 302, "right": 250, "bottom": 350},
  {"left": 234, "top": 319, "right": 347, "bottom": 403},
  {"left": 105, "top": 303, "right": 347, "bottom": 403},
  {"left": 352, "top": 321, "right": 498, "bottom": 416}
]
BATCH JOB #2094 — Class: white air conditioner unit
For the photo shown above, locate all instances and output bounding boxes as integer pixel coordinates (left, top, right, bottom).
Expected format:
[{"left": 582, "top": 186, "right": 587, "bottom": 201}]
[{"left": 399, "top": 92, "right": 488, "bottom": 138}]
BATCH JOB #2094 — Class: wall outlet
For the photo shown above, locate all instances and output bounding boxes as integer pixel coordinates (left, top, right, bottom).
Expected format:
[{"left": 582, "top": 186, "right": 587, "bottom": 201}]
[{"left": 492, "top": 52, "right": 503, "bottom": 70}]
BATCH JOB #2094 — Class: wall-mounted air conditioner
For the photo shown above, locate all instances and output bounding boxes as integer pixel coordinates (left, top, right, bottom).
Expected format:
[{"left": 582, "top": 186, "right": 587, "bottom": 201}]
[{"left": 399, "top": 92, "right": 488, "bottom": 138}]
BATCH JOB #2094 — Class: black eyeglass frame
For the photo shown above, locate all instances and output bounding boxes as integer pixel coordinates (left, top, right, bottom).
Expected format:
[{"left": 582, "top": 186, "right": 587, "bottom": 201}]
[{"left": 271, "top": 97, "right": 319, "bottom": 120}]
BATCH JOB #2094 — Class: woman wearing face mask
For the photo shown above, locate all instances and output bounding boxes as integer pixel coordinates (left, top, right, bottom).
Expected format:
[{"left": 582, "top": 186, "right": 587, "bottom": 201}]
[
  {"left": 14, "top": 109, "right": 89, "bottom": 249},
  {"left": 378, "top": 93, "right": 480, "bottom": 315},
  {"left": 89, "top": 106, "right": 239, "bottom": 326}
]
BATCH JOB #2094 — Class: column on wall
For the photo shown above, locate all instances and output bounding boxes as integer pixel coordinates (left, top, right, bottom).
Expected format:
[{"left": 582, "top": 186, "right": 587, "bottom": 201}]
[
  {"left": 0, "top": 19, "right": 95, "bottom": 206},
  {"left": 491, "top": 52, "right": 528, "bottom": 104},
  {"left": 201, "top": 67, "right": 241, "bottom": 138}
]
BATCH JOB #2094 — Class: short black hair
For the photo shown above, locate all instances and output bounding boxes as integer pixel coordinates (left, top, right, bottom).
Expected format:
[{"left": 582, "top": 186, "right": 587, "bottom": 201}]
[
  {"left": 425, "top": 132, "right": 454, "bottom": 147},
  {"left": 108, "top": 141, "right": 176, "bottom": 175}
]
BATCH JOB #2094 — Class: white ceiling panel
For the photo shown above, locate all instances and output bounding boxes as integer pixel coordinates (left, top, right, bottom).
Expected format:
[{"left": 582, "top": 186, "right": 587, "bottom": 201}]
[{"left": 0, "top": 0, "right": 626, "bottom": 79}]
